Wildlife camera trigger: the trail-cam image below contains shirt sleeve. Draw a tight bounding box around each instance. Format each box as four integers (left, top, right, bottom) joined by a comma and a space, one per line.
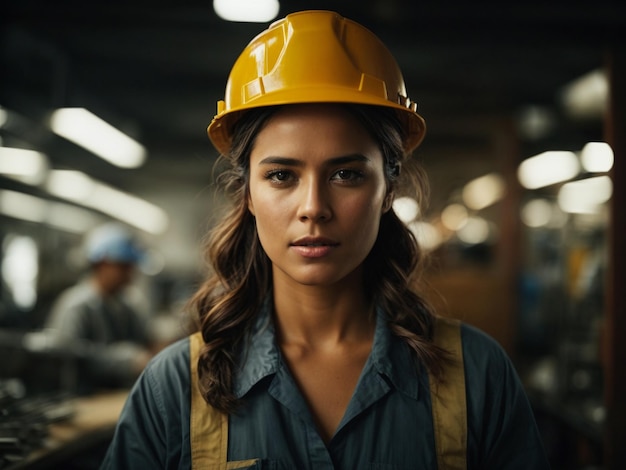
100, 338, 191, 469
462, 324, 551, 469
45, 289, 92, 339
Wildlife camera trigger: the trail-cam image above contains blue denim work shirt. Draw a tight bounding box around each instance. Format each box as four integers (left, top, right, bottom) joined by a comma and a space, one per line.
101, 304, 550, 469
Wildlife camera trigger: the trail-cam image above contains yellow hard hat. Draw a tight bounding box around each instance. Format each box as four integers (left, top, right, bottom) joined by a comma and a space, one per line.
207, 10, 426, 155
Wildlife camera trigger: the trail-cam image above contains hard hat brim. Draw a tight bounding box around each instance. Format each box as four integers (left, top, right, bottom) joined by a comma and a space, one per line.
207, 89, 426, 156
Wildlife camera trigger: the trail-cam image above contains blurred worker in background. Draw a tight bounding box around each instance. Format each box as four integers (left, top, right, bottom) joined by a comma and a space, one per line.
45, 223, 155, 392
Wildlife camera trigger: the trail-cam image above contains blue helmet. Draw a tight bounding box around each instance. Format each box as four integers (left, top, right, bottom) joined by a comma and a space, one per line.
85, 223, 144, 264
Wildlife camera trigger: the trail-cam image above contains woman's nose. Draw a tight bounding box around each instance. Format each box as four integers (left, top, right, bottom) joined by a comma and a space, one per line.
297, 179, 332, 222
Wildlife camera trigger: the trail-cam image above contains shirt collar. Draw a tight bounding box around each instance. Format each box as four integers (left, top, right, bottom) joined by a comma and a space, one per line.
233, 302, 279, 398
367, 306, 421, 400
232, 302, 422, 400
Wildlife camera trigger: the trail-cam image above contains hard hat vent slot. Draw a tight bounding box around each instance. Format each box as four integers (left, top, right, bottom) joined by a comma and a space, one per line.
244, 78, 265, 103
359, 74, 388, 100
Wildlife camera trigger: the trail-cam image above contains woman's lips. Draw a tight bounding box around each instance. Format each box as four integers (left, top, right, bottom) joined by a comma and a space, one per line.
290, 237, 339, 258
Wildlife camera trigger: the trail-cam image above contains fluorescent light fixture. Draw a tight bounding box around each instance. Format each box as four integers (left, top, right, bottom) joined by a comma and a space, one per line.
88, 184, 169, 234
45, 170, 169, 234
441, 203, 468, 231
462, 172, 506, 210
0, 189, 98, 233
518, 151, 580, 189
47, 203, 99, 233
46, 170, 95, 200
392, 196, 420, 223
557, 176, 612, 214
580, 142, 614, 173
49, 108, 147, 168
0, 147, 49, 185
213, 0, 280, 22
0, 190, 48, 223
1, 235, 39, 309
561, 69, 608, 119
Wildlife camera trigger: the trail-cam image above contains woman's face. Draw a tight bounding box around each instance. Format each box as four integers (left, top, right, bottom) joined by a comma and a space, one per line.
247, 103, 390, 288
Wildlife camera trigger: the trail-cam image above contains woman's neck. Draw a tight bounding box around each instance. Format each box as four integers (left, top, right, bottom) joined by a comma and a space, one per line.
271, 273, 375, 349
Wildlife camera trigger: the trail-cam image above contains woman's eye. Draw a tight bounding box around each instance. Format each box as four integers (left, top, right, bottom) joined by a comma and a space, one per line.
265, 170, 293, 183
332, 169, 363, 182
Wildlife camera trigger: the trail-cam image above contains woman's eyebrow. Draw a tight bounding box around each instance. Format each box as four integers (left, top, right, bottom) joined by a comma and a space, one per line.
329, 154, 370, 165
258, 156, 302, 166
258, 154, 370, 166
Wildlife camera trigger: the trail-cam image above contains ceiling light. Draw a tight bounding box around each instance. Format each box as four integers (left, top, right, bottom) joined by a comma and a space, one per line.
0, 190, 47, 223
213, 0, 280, 22
49, 108, 147, 168
557, 176, 612, 214
0, 147, 49, 185
441, 203, 468, 231
47, 203, 100, 233
0, 189, 100, 233
0, 189, 97, 233
1, 235, 39, 310
561, 69, 608, 120
457, 216, 490, 245
517, 151, 580, 189
521, 198, 553, 228
462, 172, 506, 210
88, 184, 169, 235
45, 169, 169, 234
46, 170, 95, 200
580, 142, 614, 173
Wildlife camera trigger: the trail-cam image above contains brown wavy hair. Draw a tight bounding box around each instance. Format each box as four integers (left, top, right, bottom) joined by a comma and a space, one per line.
189, 104, 446, 413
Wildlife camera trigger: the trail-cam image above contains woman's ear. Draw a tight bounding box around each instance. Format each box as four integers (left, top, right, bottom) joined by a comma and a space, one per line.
247, 196, 255, 216
382, 191, 394, 213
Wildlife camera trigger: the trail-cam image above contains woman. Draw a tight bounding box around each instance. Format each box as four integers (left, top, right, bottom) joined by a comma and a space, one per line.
101, 10, 550, 469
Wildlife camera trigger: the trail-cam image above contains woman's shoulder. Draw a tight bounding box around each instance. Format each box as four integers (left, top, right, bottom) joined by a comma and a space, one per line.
454, 321, 550, 467
434, 316, 507, 359
459, 321, 506, 355
456, 320, 520, 384
124, 335, 193, 419
104, 335, 194, 469
144, 335, 192, 381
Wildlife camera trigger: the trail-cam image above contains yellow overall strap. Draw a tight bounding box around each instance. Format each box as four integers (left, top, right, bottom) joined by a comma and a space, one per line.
428, 317, 467, 470
189, 331, 257, 470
